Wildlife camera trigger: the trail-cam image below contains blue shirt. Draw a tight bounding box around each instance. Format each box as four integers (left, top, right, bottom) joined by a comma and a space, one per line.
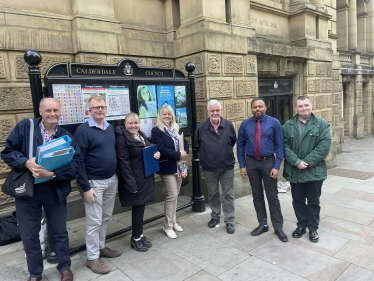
88, 117, 109, 130
237, 114, 284, 170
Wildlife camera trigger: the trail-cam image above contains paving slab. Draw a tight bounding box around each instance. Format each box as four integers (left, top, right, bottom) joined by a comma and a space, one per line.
184, 270, 221, 281
92, 269, 132, 281
162, 232, 249, 276
177, 214, 223, 236
0, 258, 32, 281
109, 243, 200, 281
142, 221, 195, 245
319, 217, 374, 244
250, 238, 350, 280
218, 256, 307, 281
336, 264, 374, 281
334, 240, 374, 271
320, 203, 374, 225
335, 188, 374, 203
282, 219, 350, 256
321, 184, 345, 194
210, 223, 274, 253
320, 192, 354, 207
345, 199, 374, 214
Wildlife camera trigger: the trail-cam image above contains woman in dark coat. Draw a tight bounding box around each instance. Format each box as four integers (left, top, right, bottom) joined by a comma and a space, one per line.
151, 104, 189, 239
115, 112, 160, 252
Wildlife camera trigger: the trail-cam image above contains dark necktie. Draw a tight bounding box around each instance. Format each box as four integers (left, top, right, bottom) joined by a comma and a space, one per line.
255, 119, 261, 160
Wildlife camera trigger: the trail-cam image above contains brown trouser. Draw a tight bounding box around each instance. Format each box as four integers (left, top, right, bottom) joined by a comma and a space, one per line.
159, 174, 182, 230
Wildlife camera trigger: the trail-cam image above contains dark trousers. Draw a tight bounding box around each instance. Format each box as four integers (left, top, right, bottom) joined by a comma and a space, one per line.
132, 204, 146, 239
245, 155, 283, 231
15, 183, 71, 278
291, 181, 323, 231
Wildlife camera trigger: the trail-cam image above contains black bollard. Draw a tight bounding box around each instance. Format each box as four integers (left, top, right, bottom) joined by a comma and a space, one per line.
185, 62, 206, 212
24, 51, 43, 118
24, 51, 58, 264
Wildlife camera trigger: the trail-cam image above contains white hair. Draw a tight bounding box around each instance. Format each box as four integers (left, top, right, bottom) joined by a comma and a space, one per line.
207, 100, 222, 110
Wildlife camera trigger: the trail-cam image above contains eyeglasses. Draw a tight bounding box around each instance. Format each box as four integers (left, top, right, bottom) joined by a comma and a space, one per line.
90, 106, 107, 111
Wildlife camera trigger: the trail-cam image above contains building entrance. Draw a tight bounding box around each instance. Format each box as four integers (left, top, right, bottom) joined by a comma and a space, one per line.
258, 78, 293, 125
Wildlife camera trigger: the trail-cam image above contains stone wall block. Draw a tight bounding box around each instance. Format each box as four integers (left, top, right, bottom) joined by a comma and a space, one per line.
75, 53, 107, 64
313, 110, 322, 118
306, 94, 315, 107
333, 81, 341, 93
332, 104, 341, 115
235, 121, 243, 134
321, 79, 332, 92
0, 88, 33, 111
0, 115, 16, 146
332, 70, 339, 81
246, 100, 255, 118
321, 109, 333, 123
10, 52, 73, 81
0, 147, 10, 178
306, 78, 321, 93
315, 94, 326, 109
0, 179, 14, 204
195, 77, 206, 101
224, 100, 246, 121
146, 58, 174, 68
0, 52, 10, 81
176, 53, 204, 77
315, 62, 326, 76
326, 63, 332, 77
326, 93, 333, 107
334, 115, 340, 127
196, 102, 207, 124
206, 53, 221, 75
334, 93, 342, 104
234, 77, 258, 98
108, 56, 146, 67
223, 54, 244, 75
246, 55, 257, 76
207, 78, 234, 99
355, 83, 363, 91
279, 58, 287, 76
308, 61, 315, 76
16, 113, 34, 123
257, 57, 278, 73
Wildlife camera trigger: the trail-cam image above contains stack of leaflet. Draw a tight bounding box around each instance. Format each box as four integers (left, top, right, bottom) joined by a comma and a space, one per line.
35, 135, 75, 184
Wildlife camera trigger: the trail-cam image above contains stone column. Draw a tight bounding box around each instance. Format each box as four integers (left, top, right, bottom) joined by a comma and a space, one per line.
337, 1, 349, 49
179, 0, 226, 26
165, 0, 181, 41
357, 14, 367, 53
225, 0, 255, 37
348, 0, 358, 50
367, 0, 374, 53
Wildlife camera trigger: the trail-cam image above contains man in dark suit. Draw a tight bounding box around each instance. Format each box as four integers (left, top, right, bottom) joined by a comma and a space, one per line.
237, 97, 287, 242
1, 98, 82, 281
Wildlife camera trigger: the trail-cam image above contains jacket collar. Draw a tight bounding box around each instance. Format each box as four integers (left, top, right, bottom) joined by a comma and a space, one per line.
34, 117, 65, 144
121, 126, 148, 146
204, 117, 226, 130
288, 113, 316, 126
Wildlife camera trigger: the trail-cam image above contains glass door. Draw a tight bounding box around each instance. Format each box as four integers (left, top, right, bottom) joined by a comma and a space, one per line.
261, 95, 293, 125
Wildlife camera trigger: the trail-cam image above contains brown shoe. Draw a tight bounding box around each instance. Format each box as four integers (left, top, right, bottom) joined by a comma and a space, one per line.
27, 277, 42, 281
86, 258, 110, 274
60, 269, 73, 281
100, 247, 122, 258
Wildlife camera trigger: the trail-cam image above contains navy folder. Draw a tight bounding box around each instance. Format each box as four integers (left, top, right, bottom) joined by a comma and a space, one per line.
142, 144, 160, 177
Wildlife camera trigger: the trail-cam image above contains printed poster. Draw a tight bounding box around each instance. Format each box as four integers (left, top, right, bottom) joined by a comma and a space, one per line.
157, 85, 175, 111
176, 107, 188, 129
137, 85, 157, 118
52, 84, 84, 125
140, 118, 157, 138
175, 86, 187, 107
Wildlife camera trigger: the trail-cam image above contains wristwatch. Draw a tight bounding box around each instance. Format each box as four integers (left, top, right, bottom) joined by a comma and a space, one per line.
51, 171, 56, 179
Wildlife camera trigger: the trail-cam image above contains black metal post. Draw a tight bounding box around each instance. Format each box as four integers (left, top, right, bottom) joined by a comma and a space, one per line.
24, 50, 43, 118
185, 63, 206, 212
24, 51, 58, 264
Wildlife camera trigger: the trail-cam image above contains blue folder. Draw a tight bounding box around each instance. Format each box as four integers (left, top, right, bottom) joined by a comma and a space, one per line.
34, 147, 75, 184
36, 135, 72, 164
142, 144, 160, 177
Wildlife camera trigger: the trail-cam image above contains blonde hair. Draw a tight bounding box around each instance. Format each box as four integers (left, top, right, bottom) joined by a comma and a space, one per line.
156, 105, 179, 132
125, 112, 140, 124
88, 96, 105, 108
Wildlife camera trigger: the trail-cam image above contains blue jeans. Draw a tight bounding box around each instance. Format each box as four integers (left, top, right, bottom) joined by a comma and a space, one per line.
16, 182, 71, 278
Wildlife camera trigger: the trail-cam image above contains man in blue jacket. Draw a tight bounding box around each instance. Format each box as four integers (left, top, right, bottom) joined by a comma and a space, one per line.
1, 97, 82, 281
194, 100, 237, 234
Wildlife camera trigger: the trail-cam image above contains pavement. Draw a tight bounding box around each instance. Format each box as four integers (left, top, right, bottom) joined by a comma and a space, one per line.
1, 136, 374, 281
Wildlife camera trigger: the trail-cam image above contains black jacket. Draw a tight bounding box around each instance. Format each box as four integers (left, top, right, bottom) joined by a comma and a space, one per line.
115, 126, 156, 207
151, 126, 189, 175
1, 117, 82, 201
194, 118, 237, 173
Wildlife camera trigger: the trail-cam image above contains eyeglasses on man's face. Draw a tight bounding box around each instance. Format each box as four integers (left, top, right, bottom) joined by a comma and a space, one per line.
90, 106, 107, 111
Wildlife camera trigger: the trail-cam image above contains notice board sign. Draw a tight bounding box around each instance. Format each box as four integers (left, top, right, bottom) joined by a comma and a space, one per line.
44, 60, 191, 137
258, 78, 293, 96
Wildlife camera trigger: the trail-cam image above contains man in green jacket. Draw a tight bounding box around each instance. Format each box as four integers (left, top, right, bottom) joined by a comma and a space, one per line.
282, 96, 331, 243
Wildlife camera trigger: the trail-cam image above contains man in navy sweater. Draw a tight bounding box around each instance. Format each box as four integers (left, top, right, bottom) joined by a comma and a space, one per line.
74, 96, 121, 275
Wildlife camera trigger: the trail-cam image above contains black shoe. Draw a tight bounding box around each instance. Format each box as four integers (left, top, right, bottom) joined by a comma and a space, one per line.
251, 225, 268, 236
208, 218, 220, 228
292, 227, 306, 238
130, 237, 148, 252
309, 230, 319, 243
141, 236, 152, 248
226, 223, 235, 234
274, 229, 288, 242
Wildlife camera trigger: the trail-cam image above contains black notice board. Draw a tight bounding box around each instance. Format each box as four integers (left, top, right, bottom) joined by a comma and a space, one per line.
44, 60, 191, 137
258, 78, 293, 96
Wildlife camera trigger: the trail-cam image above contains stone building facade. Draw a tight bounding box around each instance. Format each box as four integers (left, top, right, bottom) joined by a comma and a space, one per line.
0, 0, 372, 213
